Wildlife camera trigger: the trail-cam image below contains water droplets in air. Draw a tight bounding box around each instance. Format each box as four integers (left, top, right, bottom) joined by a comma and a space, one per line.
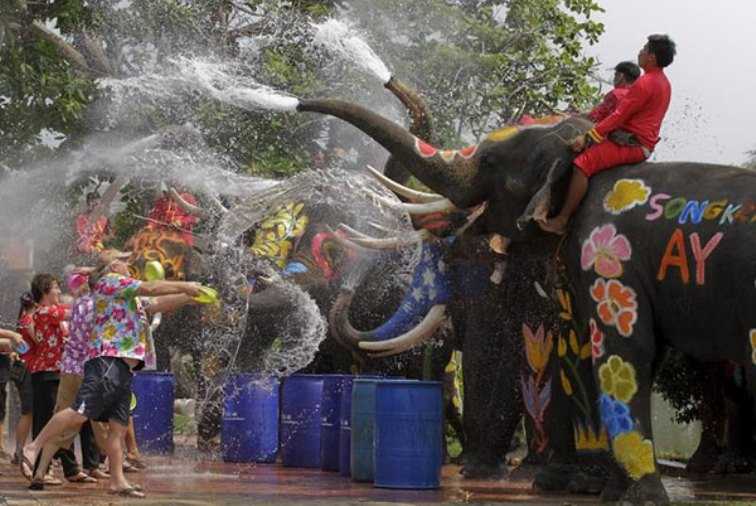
312, 19, 392, 84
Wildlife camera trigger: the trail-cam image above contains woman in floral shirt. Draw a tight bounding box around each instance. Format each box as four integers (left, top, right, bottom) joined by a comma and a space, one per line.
26, 274, 92, 484
21, 250, 201, 498
29, 272, 108, 488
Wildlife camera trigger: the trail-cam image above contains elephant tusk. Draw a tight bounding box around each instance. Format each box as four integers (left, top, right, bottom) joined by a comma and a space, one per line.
208, 194, 229, 214
169, 187, 208, 218
359, 304, 446, 353
365, 164, 445, 203
374, 193, 458, 215
337, 223, 371, 239
347, 229, 432, 250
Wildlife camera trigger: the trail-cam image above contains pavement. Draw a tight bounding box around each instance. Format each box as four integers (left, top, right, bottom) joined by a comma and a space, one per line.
1, 450, 755, 505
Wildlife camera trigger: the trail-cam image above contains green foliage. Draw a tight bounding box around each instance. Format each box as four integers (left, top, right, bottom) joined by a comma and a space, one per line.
652, 349, 705, 424
342, 0, 604, 144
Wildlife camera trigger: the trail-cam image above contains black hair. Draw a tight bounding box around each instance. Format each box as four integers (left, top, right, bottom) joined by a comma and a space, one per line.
85, 191, 100, 206
614, 61, 641, 83
30, 273, 59, 303
647, 34, 676, 68
17, 291, 35, 319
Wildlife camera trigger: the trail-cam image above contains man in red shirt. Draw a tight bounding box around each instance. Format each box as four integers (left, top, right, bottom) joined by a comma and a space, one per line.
540, 34, 676, 234
587, 61, 641, 123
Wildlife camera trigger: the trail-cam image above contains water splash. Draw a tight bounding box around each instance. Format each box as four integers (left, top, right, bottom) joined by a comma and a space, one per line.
312, 19, 392, 84
100, 57, 300, 115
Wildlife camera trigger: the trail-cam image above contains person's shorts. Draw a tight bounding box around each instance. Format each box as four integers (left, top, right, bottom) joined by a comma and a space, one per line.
574, 140, 647, 178
11, 364, 33, 415
71, 356, 133, 427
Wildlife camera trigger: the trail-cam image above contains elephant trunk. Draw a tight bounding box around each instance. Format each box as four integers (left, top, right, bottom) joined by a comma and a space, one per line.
384, 77, 433, 143
297, 99, 481, 208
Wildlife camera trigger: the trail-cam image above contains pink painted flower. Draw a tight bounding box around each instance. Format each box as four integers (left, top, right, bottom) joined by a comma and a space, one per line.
589, 318, 604, 361
581, 224, 632, 278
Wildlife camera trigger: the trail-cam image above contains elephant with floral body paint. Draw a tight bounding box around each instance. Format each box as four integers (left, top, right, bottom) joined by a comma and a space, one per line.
291, 98, 756, 503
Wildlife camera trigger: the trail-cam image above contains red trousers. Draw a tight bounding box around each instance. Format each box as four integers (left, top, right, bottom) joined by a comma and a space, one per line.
574, 140, 647, 178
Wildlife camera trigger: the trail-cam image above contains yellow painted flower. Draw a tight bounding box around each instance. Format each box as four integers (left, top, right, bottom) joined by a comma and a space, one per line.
579, 342, 592, 360
523, 323, 554, 374
560, 368, 573, 396
96, 299, 108, 313
599, 355, 638, 403
612, 430, 656, 480
558, 335, 567, 357
574, 423, 609, 451
569, 329, 579, 355
750, 329, 756, 365
603, 179, 651, 215
557, 289, 572, 320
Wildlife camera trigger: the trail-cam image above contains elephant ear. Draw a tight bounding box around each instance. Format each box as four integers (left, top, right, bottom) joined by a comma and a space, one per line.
515, 159, 567, 230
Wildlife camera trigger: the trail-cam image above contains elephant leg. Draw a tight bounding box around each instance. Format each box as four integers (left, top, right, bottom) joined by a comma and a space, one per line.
595, 341, 669, 504
460, 311, 522, 479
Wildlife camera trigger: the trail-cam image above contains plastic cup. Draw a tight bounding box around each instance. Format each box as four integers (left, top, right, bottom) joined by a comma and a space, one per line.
144, 261, 165, 281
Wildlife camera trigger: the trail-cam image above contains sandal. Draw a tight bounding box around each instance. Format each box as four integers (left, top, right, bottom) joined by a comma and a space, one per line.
29, 479, 45, 491
66, 472, 98, 483
123, 460, 139, 473
19, 454, 34, 481
43, 475, 63, 486
126, 457, 147, 470
88, 468, 110, 479
109, 486, 145, 498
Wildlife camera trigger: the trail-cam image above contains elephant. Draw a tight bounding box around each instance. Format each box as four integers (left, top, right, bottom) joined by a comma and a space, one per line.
160, 166, 457, 448
290, 98, 756, 503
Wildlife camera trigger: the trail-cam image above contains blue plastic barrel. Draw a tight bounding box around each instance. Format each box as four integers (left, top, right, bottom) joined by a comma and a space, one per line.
350, 378, 377, 481
131, 371, 175, 455
374, 380, 443, 489
320, 374, 352, 471
221, 374, 279, 463
280, 374, 324, 468
338, 376, 355, 476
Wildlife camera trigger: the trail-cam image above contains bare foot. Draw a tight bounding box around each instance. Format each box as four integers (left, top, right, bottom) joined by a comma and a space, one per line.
538, 216, 568, 235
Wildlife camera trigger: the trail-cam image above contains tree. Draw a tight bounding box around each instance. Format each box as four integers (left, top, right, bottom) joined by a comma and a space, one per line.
2, 0, 604, 170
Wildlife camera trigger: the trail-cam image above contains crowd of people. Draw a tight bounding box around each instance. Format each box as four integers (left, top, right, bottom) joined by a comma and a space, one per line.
0, 248, 202, 498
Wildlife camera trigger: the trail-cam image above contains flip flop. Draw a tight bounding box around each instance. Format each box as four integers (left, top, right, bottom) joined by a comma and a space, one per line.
109, 487, 145, 498
43, 475, 63, 486
66, 472, 98, 483
19, 454, 33, 481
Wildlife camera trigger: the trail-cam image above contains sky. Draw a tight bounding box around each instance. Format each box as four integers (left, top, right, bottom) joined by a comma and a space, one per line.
584, 1, 756, 166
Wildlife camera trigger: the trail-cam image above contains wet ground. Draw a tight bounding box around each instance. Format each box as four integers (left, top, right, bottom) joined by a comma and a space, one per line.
1, 450, 755, 505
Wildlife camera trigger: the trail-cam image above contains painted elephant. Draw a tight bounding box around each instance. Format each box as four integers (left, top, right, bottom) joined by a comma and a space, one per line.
163, 166, 456, 447
291, 99, 756, 503
327, 79, 570, 478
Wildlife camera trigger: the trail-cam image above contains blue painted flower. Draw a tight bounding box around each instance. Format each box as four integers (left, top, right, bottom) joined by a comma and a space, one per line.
599, 394, 633, 438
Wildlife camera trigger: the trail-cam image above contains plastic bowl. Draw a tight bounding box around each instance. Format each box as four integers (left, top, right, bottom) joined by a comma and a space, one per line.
144, 261, 165, 281
193, 286, 219, 305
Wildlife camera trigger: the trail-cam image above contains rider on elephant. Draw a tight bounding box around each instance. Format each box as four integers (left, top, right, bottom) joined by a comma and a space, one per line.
586, 61, 641, 123
541, 34, 676, 235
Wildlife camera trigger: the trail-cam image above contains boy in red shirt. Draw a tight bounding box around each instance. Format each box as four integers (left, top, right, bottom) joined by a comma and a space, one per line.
587, 61, 641, 123
540, 34, 676, 234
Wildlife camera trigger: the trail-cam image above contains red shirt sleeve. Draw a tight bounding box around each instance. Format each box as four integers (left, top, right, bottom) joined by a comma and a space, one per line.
594, 78, 651, 138
587, 90, 618, 123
